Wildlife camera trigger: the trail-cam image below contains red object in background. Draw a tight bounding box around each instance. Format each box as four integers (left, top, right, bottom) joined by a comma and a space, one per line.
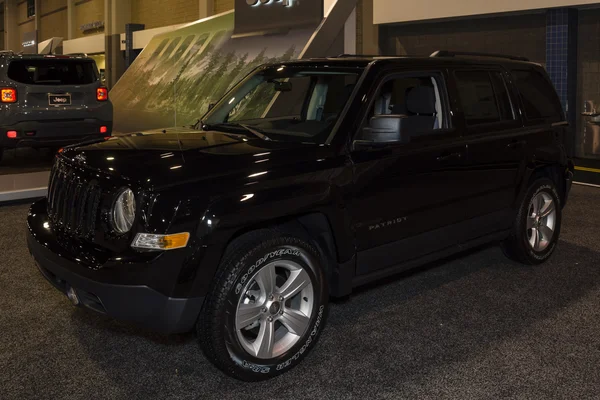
6, 130, 18, 138
1, 88, 17, 103
100, 126, 108, 134
96, 87, 108, 101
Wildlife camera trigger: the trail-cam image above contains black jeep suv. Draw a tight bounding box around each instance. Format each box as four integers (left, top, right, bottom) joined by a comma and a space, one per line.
27, 52, 574, 381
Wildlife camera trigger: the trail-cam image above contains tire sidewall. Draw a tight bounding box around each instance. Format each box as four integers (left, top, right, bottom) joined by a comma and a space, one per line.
222, 239, 328, 379
520, 180, 562, 263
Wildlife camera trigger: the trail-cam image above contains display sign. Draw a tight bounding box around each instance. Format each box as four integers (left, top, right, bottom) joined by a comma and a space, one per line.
21, 31, 37, 54
234, 0, 322, 36
80, 20, 105, 32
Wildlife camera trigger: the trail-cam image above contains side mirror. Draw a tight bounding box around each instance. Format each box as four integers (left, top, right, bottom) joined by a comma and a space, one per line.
354, 115, 410, 149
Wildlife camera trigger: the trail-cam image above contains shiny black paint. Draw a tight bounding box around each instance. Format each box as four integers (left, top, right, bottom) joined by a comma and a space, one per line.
27, 57, 574, 332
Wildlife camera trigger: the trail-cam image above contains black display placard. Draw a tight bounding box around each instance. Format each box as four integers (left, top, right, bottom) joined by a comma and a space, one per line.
21, 31, 37, 54
234, 0, 323, 37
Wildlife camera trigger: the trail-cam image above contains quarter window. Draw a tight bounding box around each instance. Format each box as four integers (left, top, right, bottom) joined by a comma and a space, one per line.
455, 70, 514, 126
512, 70, 564, 120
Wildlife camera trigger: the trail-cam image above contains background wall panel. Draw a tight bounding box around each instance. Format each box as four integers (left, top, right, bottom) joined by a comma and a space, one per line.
131, 0, 199, 29
374, 0, 600, 24
380, 13, 546, 65
74, 0, 104, 38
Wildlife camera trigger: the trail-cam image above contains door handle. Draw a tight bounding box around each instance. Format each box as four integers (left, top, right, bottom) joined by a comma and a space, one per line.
507, 140, 526, 149
437, 152, 463, 162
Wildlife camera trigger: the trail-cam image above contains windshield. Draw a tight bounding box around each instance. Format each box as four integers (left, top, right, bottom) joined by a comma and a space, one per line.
202, 65, 362, 143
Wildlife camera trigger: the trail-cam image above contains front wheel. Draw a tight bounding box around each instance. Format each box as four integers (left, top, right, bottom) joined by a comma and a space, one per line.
502, 178, 562, 264
197, 231, 329, 381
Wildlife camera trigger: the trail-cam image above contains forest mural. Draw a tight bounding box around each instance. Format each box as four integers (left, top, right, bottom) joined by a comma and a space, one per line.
110, 12, 316, 134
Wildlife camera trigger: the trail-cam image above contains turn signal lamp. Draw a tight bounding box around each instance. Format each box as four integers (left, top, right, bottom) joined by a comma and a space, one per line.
1, 88, 17, 103
96, 87, 108, 101
131, 232, 190, 251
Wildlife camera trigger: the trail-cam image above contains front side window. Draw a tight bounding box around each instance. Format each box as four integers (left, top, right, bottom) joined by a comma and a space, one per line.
362, 74, 446, 136
455, 70, 515, 126
202, 66, 362, 144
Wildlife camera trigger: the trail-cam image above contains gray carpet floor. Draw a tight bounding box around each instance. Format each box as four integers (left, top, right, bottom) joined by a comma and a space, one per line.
1, 185, 600, 400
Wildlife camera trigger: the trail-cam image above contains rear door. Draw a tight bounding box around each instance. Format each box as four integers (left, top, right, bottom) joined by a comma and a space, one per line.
7, 57, 101, 117
449, 67, 525, 226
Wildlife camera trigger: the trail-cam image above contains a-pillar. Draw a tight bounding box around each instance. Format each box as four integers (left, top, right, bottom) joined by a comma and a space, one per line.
546, 8, 578, 127
105, 0, 131, 89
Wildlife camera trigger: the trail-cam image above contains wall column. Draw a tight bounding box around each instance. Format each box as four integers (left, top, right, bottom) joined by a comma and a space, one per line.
34, 0, 40, 35
199, 0, 213, 19
105, 0, 131, 88
546, 7, 578, 127
4, 0, 17, 51
67, 0, 75, 39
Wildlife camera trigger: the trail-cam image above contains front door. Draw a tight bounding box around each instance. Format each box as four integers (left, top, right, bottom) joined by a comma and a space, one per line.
348, 70, 469, 276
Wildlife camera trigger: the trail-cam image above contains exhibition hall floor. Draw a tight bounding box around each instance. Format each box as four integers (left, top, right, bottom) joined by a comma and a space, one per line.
2, 186, 600, 399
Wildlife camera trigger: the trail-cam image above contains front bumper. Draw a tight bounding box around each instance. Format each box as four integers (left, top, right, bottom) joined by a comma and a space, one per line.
27, 205, 204, 334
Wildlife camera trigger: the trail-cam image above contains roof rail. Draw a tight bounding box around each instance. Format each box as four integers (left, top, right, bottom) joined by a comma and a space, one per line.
430, 50, 529, 62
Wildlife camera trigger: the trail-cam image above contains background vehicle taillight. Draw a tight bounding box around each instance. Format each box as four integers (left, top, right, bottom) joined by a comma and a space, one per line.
97, 87, 108, 101
1, 88, 17, 103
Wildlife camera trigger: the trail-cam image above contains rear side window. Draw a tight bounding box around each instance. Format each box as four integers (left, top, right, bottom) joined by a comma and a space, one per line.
512, 70, 563, 120
454, 70, 514, 126
7, 60, 98, 85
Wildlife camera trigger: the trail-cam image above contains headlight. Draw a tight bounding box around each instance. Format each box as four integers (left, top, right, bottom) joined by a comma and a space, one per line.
131, 232, 190, 251
112, 188, 136, 234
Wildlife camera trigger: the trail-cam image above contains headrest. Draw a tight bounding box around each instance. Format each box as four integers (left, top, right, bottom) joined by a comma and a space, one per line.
406, 86, 436, 115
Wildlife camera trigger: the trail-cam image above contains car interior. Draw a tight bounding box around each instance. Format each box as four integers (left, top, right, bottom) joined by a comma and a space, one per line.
223, 72, 359, 139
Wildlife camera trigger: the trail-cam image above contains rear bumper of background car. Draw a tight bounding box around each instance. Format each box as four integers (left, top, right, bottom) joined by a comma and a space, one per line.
0, 119, 113, 149
27, 202, 205, 335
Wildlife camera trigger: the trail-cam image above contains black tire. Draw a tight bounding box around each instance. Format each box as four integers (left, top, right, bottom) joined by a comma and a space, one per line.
197, 229, 329, 381
502, 178, 562, 265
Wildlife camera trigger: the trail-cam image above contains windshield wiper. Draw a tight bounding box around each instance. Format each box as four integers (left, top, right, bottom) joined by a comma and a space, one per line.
238, 123, 272, 141
206, 122, 272, 141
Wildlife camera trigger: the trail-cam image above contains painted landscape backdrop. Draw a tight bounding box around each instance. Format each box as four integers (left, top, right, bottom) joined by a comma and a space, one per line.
110, 12, 316, 133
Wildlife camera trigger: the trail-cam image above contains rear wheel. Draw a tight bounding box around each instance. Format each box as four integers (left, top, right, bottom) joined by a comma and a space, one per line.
502, 178, 562, 264
197, 230, 329, 381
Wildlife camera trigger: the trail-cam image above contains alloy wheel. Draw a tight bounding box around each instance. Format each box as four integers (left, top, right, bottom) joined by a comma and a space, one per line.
235, 258, 314, 359
527, 192, 556, 252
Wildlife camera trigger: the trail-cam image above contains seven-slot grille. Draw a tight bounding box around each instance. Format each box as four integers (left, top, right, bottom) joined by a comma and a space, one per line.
47, 159, 102, 239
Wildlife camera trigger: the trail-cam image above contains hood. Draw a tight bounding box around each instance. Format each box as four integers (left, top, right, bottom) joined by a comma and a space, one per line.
61, 127, 325, 189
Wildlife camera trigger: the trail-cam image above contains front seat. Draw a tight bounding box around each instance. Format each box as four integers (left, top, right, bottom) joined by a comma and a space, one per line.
403, 86, 437, 134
